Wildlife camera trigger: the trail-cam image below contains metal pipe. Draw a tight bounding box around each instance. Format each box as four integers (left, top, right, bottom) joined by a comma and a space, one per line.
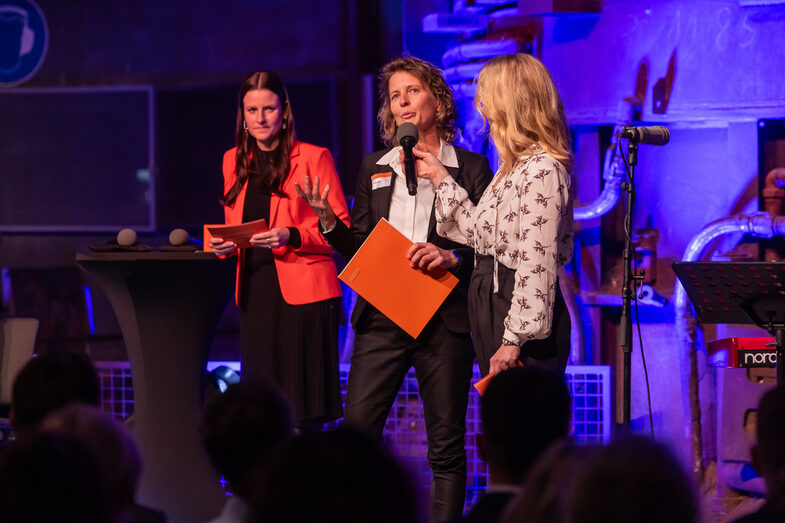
558, 266, 585, 364
441, 38, 522, 68
443, 62, 486, 84
574, 100, 635, 221
573, 131, 625, 221
449, 82, 477, 99
675, 212, 785, 479
762, 168, 785, 260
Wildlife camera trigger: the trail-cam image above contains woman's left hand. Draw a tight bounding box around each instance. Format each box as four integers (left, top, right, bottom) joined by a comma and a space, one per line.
407, 243, 458, 272
489, 344, 522, 375
250, 227, 290, 249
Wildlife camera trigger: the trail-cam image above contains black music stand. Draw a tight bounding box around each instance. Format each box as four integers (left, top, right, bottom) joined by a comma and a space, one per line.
672, 261, 785, 383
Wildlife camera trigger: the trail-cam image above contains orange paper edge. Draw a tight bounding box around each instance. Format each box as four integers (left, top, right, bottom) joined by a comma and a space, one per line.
473, 372, 495, 396
473, 361, 524, 396
205, 218, 268, 250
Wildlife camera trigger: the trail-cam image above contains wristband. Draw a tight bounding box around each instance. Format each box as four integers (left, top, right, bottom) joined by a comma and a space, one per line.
502, 337, 521, 347
451, 250, 462, 272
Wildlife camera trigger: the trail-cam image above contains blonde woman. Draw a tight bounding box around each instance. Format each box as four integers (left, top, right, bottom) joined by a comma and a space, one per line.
414, 53, 574, 377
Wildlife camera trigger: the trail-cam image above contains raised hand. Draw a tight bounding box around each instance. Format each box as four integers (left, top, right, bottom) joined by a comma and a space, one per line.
294, 175, 337, 230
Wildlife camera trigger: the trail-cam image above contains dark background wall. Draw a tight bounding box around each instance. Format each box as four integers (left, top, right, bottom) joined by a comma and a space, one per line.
0, 0, 403, 257
0, 0, 402, 358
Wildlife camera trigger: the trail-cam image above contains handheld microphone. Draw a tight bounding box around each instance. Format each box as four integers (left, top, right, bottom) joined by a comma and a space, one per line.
169, 228, 204, 247
620, 125, 670, 146
396, 122, 419, 196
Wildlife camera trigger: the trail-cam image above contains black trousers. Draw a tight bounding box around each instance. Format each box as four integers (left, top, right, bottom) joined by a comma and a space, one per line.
343, 307, 474, 523
469, 255, 571, 377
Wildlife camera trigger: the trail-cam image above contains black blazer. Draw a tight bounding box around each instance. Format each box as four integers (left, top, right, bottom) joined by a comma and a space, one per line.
323, 145, 492, 334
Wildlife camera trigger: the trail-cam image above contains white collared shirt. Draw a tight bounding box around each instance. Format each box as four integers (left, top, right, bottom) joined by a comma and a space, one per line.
378, 141, 459, 243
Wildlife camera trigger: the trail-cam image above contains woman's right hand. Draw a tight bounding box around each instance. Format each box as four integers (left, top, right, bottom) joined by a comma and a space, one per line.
209, 237, 237, 256
412, 144, 449, 185
294, 175, 338, 231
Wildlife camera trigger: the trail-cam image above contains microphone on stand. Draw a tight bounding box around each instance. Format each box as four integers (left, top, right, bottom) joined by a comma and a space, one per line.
620, 125, 670, 146
396, 122, 419, 196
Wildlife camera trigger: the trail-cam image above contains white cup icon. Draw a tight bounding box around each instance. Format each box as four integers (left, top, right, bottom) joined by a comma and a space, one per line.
0, 6, 35, 74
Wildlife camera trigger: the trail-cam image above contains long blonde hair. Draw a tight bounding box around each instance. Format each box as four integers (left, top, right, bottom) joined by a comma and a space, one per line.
475, 54, 571, 175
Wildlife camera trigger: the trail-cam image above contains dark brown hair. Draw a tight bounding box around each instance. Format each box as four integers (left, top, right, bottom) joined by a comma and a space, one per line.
223, 71, 297, 206
377, 56, 457, 146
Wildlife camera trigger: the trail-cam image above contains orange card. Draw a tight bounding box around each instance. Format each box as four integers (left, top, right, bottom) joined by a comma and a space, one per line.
204, 218, 268, 250
338, 218, 458, 339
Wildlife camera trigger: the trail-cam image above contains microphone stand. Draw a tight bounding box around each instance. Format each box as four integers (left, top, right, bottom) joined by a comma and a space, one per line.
619, 140, 643, 430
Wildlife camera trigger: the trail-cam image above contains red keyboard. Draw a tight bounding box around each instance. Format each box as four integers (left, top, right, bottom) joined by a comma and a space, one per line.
707, 337, 777, 368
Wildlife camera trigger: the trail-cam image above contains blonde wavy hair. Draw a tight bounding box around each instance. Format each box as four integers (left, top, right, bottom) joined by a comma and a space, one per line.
475, 54, 571, 175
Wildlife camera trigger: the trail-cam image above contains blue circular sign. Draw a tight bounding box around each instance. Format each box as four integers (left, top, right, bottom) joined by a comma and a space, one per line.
0, 0, 48, 87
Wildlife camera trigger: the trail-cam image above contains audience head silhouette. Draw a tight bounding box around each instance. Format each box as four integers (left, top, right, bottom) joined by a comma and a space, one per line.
253, 427, 421, 523
565, 436, 698, 523
0, 430, 109, 523
503, 440, 592, 523
41, 404, 154, 523
10, 350, 100, 437
749, 385, 785, 520
480, 366, 571, 483
200, 380, 294, 499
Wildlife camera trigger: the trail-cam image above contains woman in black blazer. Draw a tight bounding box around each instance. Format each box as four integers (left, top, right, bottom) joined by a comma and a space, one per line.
297, 56, 492, 522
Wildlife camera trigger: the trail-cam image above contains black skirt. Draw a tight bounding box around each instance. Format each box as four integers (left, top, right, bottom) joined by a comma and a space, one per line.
240, 258, 342, 424
468, 255, 571, 376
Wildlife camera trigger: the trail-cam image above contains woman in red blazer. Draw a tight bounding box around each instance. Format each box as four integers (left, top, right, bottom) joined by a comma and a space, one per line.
209, 71, 350, 425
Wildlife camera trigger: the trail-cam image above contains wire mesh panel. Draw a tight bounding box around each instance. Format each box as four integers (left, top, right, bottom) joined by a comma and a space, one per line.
95, 361, 134, 419
565, 365, 612, 445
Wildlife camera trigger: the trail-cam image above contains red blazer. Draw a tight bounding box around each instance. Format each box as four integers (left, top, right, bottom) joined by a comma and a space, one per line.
222, 141, 351, 306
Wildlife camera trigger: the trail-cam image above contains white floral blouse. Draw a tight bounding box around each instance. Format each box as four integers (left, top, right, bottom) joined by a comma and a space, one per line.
434, 147, 574, 347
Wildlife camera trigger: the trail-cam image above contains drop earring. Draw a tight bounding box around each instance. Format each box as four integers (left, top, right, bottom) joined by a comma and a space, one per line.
282, 118, 287, 130
243, 121, 248, 135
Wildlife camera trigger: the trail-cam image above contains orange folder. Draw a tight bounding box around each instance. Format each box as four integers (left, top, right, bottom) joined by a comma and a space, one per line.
204, 218, 269, 251
338, 218, 458, 339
